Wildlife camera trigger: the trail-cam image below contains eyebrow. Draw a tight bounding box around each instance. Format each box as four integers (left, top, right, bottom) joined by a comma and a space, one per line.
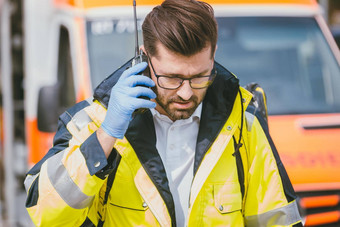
160, 68, 212, 78
148, 55, 214, 78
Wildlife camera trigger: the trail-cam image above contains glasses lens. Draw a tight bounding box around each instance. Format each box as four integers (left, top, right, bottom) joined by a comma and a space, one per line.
190, 77, 213, 88
158, 77, 182, 89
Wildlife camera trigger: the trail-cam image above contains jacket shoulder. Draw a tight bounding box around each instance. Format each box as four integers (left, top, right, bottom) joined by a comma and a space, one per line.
27, 98, 95, 175
59, 98, 94, 125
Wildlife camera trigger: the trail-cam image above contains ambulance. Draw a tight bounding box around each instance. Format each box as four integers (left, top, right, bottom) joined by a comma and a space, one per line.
21, 0, 340, 226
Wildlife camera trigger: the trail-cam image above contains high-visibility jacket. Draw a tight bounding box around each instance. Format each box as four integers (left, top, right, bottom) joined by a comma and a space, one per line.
24, 60, 302, 226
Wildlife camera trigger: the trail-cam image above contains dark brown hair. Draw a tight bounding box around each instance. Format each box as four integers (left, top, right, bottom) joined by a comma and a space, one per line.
142, 0, 217, 58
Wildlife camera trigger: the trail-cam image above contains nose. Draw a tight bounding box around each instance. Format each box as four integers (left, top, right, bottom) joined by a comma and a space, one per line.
176, 80, 193, 101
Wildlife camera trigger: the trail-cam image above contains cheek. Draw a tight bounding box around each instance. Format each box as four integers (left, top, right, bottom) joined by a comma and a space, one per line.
154, 86, 171, 102
193, 89, 208, 101
155, 86, 207, 103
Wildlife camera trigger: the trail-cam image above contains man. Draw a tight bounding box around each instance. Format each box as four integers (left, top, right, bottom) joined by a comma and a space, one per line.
25, 0, 302, 226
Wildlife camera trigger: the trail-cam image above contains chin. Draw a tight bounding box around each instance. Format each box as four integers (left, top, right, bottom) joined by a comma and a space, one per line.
169, 109, 194, 121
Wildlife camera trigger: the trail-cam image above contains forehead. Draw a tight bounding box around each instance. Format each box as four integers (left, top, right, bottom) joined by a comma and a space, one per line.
152, 43, 213, 76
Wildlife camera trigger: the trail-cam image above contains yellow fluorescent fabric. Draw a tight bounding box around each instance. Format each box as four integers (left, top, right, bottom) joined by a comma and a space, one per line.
61, 146, 103, 196
47, 150, 94, 209
85, 100, 107, 126
30, 156, 90, 226
189, 88, 252, 208
26, 88, 301, 226
105, 164, 162, 226
113, 138, 170, 226
26, 102, 107, 226
245, 116, 288, 215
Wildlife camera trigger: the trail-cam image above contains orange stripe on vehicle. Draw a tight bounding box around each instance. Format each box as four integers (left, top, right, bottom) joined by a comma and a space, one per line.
294, 183, 340, 192
305, 211, 340, 226
75, 17, 92, 102
300, 195, 340, 209
54, 0, 162, 8
54, 0, 76, 7
54, 0, 317, 9
207, 0, 317, 5
269, 114, 340, 187
26, 119, 54, 167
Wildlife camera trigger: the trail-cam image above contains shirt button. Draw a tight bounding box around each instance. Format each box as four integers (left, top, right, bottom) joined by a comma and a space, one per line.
227, 126, 232, 131
219, 205, 224, 211
142, 202, 148, 208
94, 161, 100, 168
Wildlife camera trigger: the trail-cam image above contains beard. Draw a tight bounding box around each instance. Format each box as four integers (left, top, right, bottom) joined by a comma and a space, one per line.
153, 86, 203, 121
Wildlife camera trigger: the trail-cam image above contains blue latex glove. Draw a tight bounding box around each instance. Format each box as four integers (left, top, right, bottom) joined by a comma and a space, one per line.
101, 62, 156, 139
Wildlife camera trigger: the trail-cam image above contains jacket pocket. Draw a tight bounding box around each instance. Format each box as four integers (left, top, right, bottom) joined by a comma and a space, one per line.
105, 180, 154, 226
109, 199, 148, 212
109, 181, 149, 211
213, 182, 242, 214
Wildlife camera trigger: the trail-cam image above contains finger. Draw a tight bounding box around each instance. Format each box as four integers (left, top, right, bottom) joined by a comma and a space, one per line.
120, 62, 148, 79
132, 98, 157, 110
129, 86, 157, 99
126, 75, 155, 87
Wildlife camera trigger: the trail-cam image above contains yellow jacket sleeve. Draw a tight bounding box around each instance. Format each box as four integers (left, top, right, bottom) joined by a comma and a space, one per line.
24, 101, 113, 226
243, 112, 302, 226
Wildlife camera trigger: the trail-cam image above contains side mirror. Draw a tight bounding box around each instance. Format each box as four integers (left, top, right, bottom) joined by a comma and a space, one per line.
331, 27, 340, 49
37, 83, 62, 132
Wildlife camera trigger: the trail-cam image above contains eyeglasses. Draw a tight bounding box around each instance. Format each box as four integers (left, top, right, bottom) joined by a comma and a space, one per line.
148, 57, 216, 90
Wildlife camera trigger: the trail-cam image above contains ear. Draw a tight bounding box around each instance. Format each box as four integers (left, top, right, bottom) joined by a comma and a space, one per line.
213, 45, 218, 59
140, 45, 146, 55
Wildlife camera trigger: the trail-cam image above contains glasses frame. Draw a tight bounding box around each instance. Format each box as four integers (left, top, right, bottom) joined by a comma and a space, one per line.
148, 57, 217, 90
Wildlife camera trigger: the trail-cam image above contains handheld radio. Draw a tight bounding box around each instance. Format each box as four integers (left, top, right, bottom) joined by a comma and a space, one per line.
131, 0, 150, 115
132, 0, 148, 66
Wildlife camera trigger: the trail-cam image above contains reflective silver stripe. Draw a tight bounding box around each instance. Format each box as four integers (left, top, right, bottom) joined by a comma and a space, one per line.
85, 97, 93, 105
245, 112, 255, 132
72, 109, 93, 131
47, 151, 94, 209
245, 200, 302, 227
24, 173, 39, 192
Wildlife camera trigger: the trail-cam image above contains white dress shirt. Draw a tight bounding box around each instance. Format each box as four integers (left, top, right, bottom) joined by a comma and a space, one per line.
150, 103, 202, 227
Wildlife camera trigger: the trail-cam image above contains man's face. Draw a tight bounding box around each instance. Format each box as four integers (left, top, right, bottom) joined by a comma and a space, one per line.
143, 43, 215, 121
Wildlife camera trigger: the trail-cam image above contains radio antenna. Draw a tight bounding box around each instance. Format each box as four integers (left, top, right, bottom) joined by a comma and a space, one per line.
133, 0, 139, 57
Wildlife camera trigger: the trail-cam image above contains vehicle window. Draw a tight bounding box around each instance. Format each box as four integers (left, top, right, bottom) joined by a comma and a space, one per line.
87, 17, 340, 115
58, 26, 75, 109
86, 19, 142, 89
216, 17, 340, 115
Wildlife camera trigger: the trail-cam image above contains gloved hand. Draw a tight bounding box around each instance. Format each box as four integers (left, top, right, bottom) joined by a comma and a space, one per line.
101, 62, 156, 139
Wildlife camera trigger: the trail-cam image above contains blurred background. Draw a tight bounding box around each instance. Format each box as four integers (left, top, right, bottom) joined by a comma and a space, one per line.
0, 0, 340, 226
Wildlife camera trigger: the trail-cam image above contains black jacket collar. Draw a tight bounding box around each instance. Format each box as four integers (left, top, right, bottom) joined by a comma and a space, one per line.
93, 59, 239, 227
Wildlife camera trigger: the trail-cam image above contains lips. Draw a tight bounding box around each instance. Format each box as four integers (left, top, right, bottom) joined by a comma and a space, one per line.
172, 101, 193, 109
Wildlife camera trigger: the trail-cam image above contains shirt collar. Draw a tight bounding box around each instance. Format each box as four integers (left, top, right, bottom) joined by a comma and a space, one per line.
150, 102, 202, 124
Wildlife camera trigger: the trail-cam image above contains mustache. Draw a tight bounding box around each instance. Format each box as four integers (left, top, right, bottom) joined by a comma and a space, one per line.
168, 95, 198, 103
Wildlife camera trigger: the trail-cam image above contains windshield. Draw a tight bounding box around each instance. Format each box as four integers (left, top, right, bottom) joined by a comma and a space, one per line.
86, 19, 142, 88
87, 17, 340, 115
